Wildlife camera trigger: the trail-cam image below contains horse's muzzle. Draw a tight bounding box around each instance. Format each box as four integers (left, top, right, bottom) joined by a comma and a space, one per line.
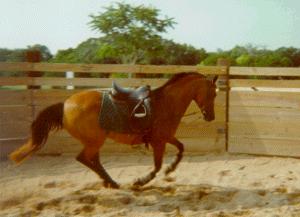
204, 116, 215, 122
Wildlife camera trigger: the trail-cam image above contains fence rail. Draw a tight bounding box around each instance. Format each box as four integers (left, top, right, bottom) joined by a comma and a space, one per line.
0, 62, 227, 75
230, 66, 300, 76
0, 62, 299, 158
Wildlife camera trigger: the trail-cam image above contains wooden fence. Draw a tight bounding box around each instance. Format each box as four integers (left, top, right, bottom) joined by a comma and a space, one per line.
229, 67, 300, 157
0, 62, 299, 158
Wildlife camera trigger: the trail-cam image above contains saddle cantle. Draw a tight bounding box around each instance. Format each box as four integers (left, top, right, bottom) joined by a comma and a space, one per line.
99, 82, 153, 138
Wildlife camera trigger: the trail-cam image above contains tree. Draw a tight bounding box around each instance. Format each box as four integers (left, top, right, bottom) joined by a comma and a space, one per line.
276, 47, 300, 66
200, 51, 232, 66
51, 38, 120, 64
0, 48, 24, 62
89, 2, 175, 64
200, 44, 300, 67
27, 44, 53, 61
148, 39, 207, 65
236, 54, 253, 66
230, 45, 248, 59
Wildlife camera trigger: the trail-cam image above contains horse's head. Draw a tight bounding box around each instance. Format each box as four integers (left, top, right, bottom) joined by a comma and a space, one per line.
194, 76, 218, 122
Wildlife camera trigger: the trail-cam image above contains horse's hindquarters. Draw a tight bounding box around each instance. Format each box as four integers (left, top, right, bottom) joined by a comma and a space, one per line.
63, 91, 104, 142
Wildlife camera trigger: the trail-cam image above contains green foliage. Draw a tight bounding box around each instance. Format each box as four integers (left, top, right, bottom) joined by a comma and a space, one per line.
151, 40, 207, 65
51, 38, 120, 64
52, 48, 78, 63
89, 2, 175, 38
236, 54, 253, 66
200, 51, 232, 66
201, 45, 300, 67
89, 2, 175, 64
51, 37, 206, 66
280, 57, 293, 67
0, 44, 52, 63
96, 43, 120, 63
0, 48, 25, 62
276, 47, 300, 66
52, 39, 98, 63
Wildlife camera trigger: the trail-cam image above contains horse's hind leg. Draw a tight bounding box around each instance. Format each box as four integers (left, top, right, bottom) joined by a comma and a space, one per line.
76, 140, 119, 189
165, 137, 184, 175
134, 142, 166, 187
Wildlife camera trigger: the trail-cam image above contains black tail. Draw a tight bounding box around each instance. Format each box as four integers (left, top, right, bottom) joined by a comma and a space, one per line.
31, 102, 64, 147
10, 102, 64, 163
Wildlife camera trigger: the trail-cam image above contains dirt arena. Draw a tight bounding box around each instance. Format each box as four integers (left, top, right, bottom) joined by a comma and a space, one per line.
1, 153, 300, 217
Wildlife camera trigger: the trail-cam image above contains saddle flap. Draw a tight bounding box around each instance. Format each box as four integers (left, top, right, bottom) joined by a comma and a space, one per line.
99, 92, 153, 134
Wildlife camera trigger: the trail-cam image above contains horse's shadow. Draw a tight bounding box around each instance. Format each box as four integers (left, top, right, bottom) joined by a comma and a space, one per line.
1, 172, 299, 215
65, 182, 300, 215
129, 183, 299, 210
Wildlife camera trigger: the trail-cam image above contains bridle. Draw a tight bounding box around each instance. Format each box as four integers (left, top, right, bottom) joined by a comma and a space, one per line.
200, 81, 215, 120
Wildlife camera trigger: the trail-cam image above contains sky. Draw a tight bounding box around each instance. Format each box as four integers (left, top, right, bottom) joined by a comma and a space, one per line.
1, 0, 300, 54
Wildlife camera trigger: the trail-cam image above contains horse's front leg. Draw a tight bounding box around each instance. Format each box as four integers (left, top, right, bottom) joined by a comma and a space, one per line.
165, 137, 184, 175
133, 142, 166, 187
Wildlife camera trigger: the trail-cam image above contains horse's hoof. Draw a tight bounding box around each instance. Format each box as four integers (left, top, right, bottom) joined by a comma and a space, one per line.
165, 165, 177, 175
130, 184, 141, 191
165, 168, 172, 175
104, 181, 119, 189
133, 179, 145, 187
164, 176, 176, 182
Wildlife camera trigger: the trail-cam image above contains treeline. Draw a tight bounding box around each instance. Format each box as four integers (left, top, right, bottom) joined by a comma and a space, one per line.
202, 45, 300, 67
0, 44, 52, 62
1, 43, 299, 67
51, 38, 207, 65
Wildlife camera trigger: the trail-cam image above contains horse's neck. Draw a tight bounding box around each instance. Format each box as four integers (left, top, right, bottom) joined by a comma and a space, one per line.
156, 78, 201, 116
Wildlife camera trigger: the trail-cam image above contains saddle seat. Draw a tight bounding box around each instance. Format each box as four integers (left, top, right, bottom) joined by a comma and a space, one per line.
111, 81, 151, 102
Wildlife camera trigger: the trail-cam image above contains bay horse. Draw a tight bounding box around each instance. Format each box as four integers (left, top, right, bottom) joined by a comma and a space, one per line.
10, 72, 218, 189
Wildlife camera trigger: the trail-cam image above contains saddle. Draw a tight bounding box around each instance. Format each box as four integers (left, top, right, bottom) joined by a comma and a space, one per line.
99, 82, 152, 137
111, 82, 150, 100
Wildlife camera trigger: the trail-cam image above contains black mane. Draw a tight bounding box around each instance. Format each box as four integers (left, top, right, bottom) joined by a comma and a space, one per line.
157, 72, 204, 90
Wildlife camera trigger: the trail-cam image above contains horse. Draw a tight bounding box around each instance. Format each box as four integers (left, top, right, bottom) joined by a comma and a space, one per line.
10, 72, 218, 189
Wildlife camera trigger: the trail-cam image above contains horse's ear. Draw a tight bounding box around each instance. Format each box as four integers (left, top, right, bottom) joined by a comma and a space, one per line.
213, 75, 218, 84
206, 75, 218, 84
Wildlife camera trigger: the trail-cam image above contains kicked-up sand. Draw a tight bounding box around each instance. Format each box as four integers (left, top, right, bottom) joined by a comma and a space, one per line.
0, 152, 300, 217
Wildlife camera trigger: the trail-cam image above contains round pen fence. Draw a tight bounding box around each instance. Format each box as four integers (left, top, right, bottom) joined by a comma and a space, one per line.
229, 67, 300, 157
0, 62, 299, 158
0, 63, 227, 159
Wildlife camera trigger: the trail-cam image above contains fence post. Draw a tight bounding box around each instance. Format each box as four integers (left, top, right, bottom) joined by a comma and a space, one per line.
25, 50, 42, 122
217, 59, 230, 152
25, 50, 42, 89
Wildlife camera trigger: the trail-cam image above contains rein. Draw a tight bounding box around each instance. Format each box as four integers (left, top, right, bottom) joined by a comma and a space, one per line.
183, 111, 201, 117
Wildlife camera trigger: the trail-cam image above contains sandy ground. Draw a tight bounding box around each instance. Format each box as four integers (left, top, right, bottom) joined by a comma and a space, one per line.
0, 152, 300, 217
